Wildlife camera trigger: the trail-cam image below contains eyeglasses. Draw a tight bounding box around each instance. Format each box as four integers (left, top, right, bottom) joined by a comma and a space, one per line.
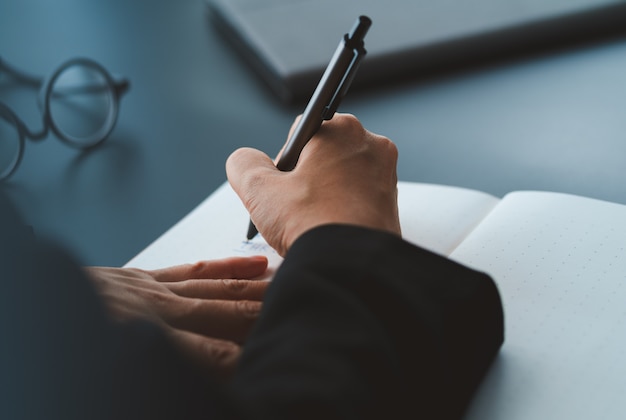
0, 56, 129, 181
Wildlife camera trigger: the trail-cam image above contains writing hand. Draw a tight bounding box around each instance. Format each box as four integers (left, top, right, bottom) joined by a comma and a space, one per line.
85, 256, 269, 379
226, 113, 401, 256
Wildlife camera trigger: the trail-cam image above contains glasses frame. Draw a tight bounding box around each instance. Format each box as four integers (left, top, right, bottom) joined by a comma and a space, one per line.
0, 56, 129, 181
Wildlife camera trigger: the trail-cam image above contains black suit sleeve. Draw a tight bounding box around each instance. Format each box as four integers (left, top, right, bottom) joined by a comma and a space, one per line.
233, 225, 503, 420
1, 192, 503, 420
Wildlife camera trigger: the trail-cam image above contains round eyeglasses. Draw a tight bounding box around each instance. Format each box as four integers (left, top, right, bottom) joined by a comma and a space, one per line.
0, 56, 129, 181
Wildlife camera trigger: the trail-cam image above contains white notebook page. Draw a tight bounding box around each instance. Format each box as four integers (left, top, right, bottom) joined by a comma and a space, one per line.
451, 191, 626, 420
126, 181, 498, 269
125, 182, 281, 273
397, 182, 498, 255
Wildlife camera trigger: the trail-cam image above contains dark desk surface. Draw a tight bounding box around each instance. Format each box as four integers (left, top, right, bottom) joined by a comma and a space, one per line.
2, 0, 626, 266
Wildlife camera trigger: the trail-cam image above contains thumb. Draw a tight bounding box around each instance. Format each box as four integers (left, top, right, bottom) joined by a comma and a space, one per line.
226, 147, 278, 208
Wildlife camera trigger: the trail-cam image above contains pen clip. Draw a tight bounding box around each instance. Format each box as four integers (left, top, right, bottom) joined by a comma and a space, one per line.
322, 39, 365, 120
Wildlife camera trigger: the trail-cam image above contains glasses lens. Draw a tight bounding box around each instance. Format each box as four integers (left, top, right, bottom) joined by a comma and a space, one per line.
0, 111, 21, 180
49, 64, 114, 146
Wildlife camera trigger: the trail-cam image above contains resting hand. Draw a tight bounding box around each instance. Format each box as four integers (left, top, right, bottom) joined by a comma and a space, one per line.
226, 113, 401, 256
84, 256, 269, 379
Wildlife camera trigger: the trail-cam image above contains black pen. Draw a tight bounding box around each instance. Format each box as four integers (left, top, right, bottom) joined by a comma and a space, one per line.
246, 15, 372, 240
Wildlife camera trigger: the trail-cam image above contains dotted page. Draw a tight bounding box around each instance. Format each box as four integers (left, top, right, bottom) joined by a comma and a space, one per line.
451, 191, 626, 420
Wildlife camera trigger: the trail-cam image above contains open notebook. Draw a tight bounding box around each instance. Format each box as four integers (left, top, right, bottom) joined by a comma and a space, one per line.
126, 181, 626, 419
206, 0, 626, 102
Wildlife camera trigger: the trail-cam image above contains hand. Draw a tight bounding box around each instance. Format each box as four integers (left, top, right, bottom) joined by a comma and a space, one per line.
226, 113, 401, 255
84, 256, 269, 379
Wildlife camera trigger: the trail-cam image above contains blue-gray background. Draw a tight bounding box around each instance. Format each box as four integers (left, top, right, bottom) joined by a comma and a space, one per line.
1, 0, 625, 266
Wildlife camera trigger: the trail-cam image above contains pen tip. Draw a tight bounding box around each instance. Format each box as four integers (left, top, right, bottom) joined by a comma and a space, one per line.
246, 221, 258, 240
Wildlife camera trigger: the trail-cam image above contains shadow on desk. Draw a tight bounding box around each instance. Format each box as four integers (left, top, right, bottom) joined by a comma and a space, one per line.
63, 133, 141, 192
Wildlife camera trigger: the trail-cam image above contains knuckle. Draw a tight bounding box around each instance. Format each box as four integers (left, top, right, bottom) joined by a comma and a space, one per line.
188, 261, 209, 278
228, 147, 246, 160
380, 136, 398, 159
213, 341, 240, 361
367, 131, 397, 160
226, 147, 250, 167
236, 300, 262, 320
334, 113, 364, 135
221, 278, 247, 295
205, 341, 241, 375
227, 148, 271, 205
178, 279, 202, 296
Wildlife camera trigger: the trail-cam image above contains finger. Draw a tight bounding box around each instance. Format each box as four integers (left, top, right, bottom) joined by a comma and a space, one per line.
166, 327, 241, 380
149, 256, 268, 283
167, 299, 262, 344
274, 114, 303, 162
165, 278, 269, 301
226, 147, 279, 208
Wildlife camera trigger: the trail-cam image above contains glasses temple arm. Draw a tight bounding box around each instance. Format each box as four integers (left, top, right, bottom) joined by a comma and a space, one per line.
0, 56, 43, 87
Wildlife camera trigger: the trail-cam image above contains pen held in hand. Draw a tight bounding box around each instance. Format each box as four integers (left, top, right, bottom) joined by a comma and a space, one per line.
246, 15, 372, 240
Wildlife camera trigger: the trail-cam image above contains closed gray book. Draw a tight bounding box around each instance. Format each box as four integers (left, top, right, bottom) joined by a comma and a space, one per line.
206, 0, 626, 103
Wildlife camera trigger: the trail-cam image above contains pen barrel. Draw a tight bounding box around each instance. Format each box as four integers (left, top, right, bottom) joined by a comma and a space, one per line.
277, 40, 360, 172
247, 16, 370, 240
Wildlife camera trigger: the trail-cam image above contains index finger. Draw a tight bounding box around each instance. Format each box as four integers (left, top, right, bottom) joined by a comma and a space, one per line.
148, 256, 269, 283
